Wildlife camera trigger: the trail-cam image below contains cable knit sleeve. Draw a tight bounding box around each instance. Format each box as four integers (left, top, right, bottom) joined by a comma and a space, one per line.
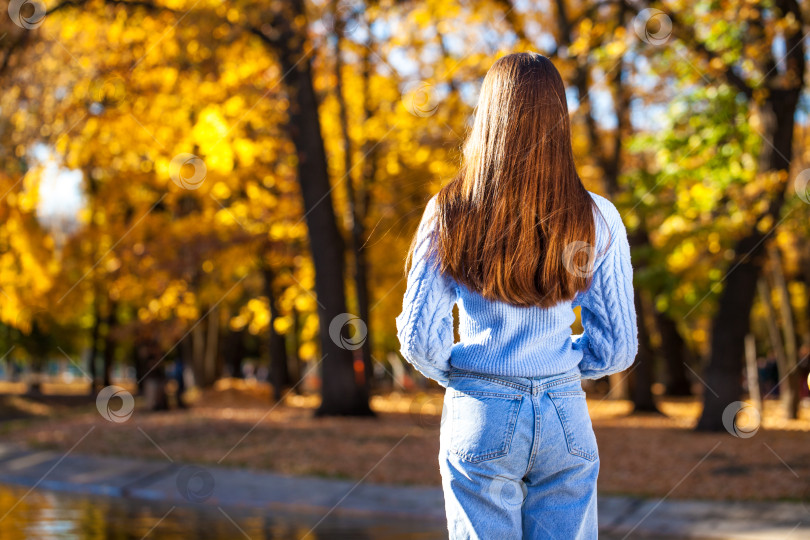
571, 196, 639, 380
395, 195, 458, 387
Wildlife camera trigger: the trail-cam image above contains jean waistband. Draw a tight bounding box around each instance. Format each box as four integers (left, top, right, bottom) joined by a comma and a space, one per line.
447, 366, 582, 395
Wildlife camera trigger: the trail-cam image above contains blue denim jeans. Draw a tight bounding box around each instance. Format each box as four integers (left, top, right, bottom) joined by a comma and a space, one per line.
439, 366, 599, 539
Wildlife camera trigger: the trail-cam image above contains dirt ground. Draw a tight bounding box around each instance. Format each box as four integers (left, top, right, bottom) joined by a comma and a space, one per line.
1, 379, 808, 502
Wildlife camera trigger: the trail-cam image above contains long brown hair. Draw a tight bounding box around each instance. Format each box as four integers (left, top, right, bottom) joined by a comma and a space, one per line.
419, 52, 608, 308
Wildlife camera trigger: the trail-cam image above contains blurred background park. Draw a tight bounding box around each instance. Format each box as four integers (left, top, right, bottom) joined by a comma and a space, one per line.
0, 0, 809, 538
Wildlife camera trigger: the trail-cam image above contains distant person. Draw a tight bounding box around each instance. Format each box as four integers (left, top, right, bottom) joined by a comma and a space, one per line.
10, 360, 21, 382
759, 353, 779, 398
170, 359, 187, 408
396, 53, 639, 539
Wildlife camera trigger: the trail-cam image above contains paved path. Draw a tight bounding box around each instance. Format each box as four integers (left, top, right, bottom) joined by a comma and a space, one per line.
0, 443, 807, 539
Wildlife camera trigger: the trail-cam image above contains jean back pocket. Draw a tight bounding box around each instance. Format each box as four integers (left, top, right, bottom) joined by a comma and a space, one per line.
547, 390, 598, 462
450, 390, 523, 463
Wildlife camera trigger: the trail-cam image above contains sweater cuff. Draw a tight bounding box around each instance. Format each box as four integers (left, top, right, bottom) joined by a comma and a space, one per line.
572, 334, 607, 380
406, 358, 450, 388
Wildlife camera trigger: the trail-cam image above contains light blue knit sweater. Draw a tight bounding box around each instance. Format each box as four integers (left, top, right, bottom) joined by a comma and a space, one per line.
395, 191, 639, 387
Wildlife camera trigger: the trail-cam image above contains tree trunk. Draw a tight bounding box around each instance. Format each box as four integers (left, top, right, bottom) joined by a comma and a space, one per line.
744, 334, 762, 411
88, 302, 101, 394
631, 290, 661, 413
332, 2, 373, 399
358, 24, 379, 391
132, 345, 145, 394
759, 276, 787, 381
696, 106, 802, 428
802, 253, 810, 348
655, 309, 693, 396
86, 168, 102, 394
251, 0, 372, 416
225, 329, 245, 379
289, 306, 302, 392
769, 245, 799, 418
102, 303, 117, 387
695, 237, 765, 431
204, 305, 220, 386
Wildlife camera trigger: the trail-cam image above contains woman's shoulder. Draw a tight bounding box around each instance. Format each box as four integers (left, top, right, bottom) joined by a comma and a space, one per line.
585, 190, 626, 252
586, 190, 620, 222
417, 194, 440, 232
410, 194, 443, 250
425, 193, 439, 216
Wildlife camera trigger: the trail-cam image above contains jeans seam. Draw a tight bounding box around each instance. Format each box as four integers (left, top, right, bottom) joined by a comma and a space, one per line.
548, 389, 586, 397
536, 373, 581, 392
525, 392, 542, 474
452, 390, 523, 399
449, 372, 532, 393
450, 370, 581, 394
